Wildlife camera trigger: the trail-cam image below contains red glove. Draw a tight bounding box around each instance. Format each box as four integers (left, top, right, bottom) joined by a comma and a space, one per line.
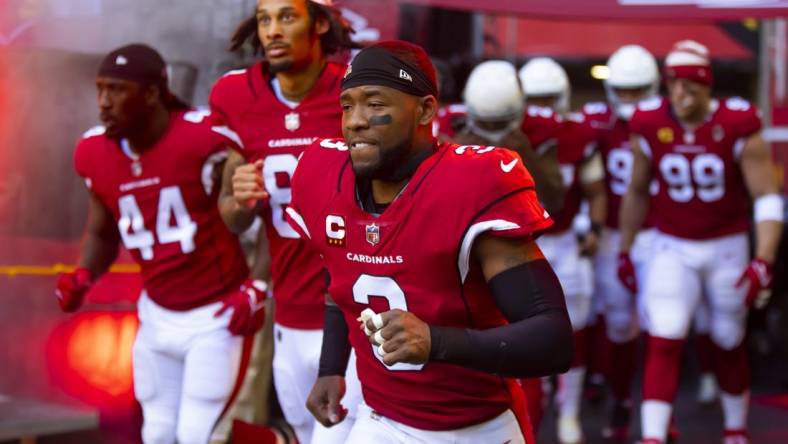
736, 258, 773, 309
215, 279, 268, 336
55, 268, 93, 312
617, 252, 638, 294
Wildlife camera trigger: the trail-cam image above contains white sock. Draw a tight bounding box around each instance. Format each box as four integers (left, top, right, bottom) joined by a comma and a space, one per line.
557, 366, 586, 418
720, 391, 749, 431
641, 400, 672, 440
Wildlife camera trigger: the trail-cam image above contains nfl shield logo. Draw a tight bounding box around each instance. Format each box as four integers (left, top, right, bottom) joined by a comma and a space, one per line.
365, 223, 380, 246
131, 161, 143, 177
285, 112, 300, 131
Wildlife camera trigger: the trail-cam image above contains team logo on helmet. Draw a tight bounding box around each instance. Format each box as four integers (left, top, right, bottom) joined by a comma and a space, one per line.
284, 112, 300, 132
657, 127, 674, 144
326, 215, 346, 247
344, 64, 352, 79
365, 223, 380, 246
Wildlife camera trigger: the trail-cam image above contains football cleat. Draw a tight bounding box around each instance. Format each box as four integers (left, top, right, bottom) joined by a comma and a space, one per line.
722, 430, 750, 444
601, 400, 631, 442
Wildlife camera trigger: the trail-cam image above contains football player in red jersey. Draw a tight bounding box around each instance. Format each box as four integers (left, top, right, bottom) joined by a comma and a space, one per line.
620, 40, 784, 444
55, 44, 270, 444
209, 1, 360, 442
582, 44, 661, 441
454, 60, 565, 215
284, 40, 573, 444
453, 59, 567, 433
519, 57, 608, 444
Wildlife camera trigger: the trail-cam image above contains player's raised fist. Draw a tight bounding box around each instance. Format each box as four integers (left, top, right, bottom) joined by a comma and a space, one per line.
366, 309, 432, 366
55, 268, 93, 312
306, 375, 348, 428
231, 159, 267, 209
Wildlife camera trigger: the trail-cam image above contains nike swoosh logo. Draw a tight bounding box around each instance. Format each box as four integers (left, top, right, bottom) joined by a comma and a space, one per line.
501, 158, 518, 173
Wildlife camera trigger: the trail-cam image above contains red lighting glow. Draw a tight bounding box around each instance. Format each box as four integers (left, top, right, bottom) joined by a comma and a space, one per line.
47, 311, 138, 407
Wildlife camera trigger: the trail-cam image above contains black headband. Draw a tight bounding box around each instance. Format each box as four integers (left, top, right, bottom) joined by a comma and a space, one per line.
98, 44, 168, 86
341, 46, 437, 98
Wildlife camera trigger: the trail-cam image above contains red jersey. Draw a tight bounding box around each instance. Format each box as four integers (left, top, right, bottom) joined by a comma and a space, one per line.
584, 102, 660, 230
209, 62, 345, 328
73, 109, 249, 310
286, 138, 552, 431
521, 105, 563, 154
546, 113, 598, 233
629, 96, 761, 240
583, 102, 631, 229
433, 103, 467, 140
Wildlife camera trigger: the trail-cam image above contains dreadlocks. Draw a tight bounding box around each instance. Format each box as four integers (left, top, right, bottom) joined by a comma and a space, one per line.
229, 0, 358, 55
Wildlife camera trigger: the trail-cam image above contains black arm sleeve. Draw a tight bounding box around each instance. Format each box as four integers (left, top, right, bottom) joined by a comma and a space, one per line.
318, 304, 352, 377
429, 259, 574, 378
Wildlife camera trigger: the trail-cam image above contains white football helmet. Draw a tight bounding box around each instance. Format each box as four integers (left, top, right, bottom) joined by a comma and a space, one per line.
518, 57, 570, 114
463, 60, 524, 143
604, 45, 659, 121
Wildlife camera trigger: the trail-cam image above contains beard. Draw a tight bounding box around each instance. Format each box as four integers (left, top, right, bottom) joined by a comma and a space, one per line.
352, 134, 431, 183
268, 60, 293, 75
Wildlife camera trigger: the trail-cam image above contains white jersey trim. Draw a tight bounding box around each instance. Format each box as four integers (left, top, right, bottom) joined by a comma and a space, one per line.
82, 125, 106, 138
201, 151, 229, 195
458, 219, 521, 283
285, 207, 310, 239
733, 137, 747, 161
211, 125, 245, 149
637, 136, 652, 159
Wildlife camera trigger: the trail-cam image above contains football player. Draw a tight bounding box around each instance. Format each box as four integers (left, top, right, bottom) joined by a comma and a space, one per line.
454, 60, 565, 214
520, 57, 608, 444
620, 40, 784, 444
285, 40, 573, 444
582, 44, 660, 441
209, 1, 360, 442
453, 59, 567, 432
55, 44, 268, 444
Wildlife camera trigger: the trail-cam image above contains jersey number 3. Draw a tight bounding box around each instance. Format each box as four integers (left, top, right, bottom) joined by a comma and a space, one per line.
353, 274, 424, 372
117, 186, 197, 260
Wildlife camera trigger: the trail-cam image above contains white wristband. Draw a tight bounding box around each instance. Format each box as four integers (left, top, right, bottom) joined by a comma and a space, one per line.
754, 194, 785, 223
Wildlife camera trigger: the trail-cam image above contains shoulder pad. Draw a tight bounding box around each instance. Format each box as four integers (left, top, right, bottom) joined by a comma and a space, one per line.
319, 138, 349, 152
637, 96, 662, 112
583, 102, 608, 115
526, 105, 555, 119
182, 108, 212, 124
724, 97, 752, 113
221, 68, 247, 78
566, 112, 585, 123
81, 125, 106, 139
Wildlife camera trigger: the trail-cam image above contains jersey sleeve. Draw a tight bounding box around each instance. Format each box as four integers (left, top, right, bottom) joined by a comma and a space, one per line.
73, 128, 104, 189
285, 138, 343, 244
456, 146, 553, 282
207, 70, 248, 152
522, 106, 562, 154
473, 147, 554, 238
724, 97, 762, 139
